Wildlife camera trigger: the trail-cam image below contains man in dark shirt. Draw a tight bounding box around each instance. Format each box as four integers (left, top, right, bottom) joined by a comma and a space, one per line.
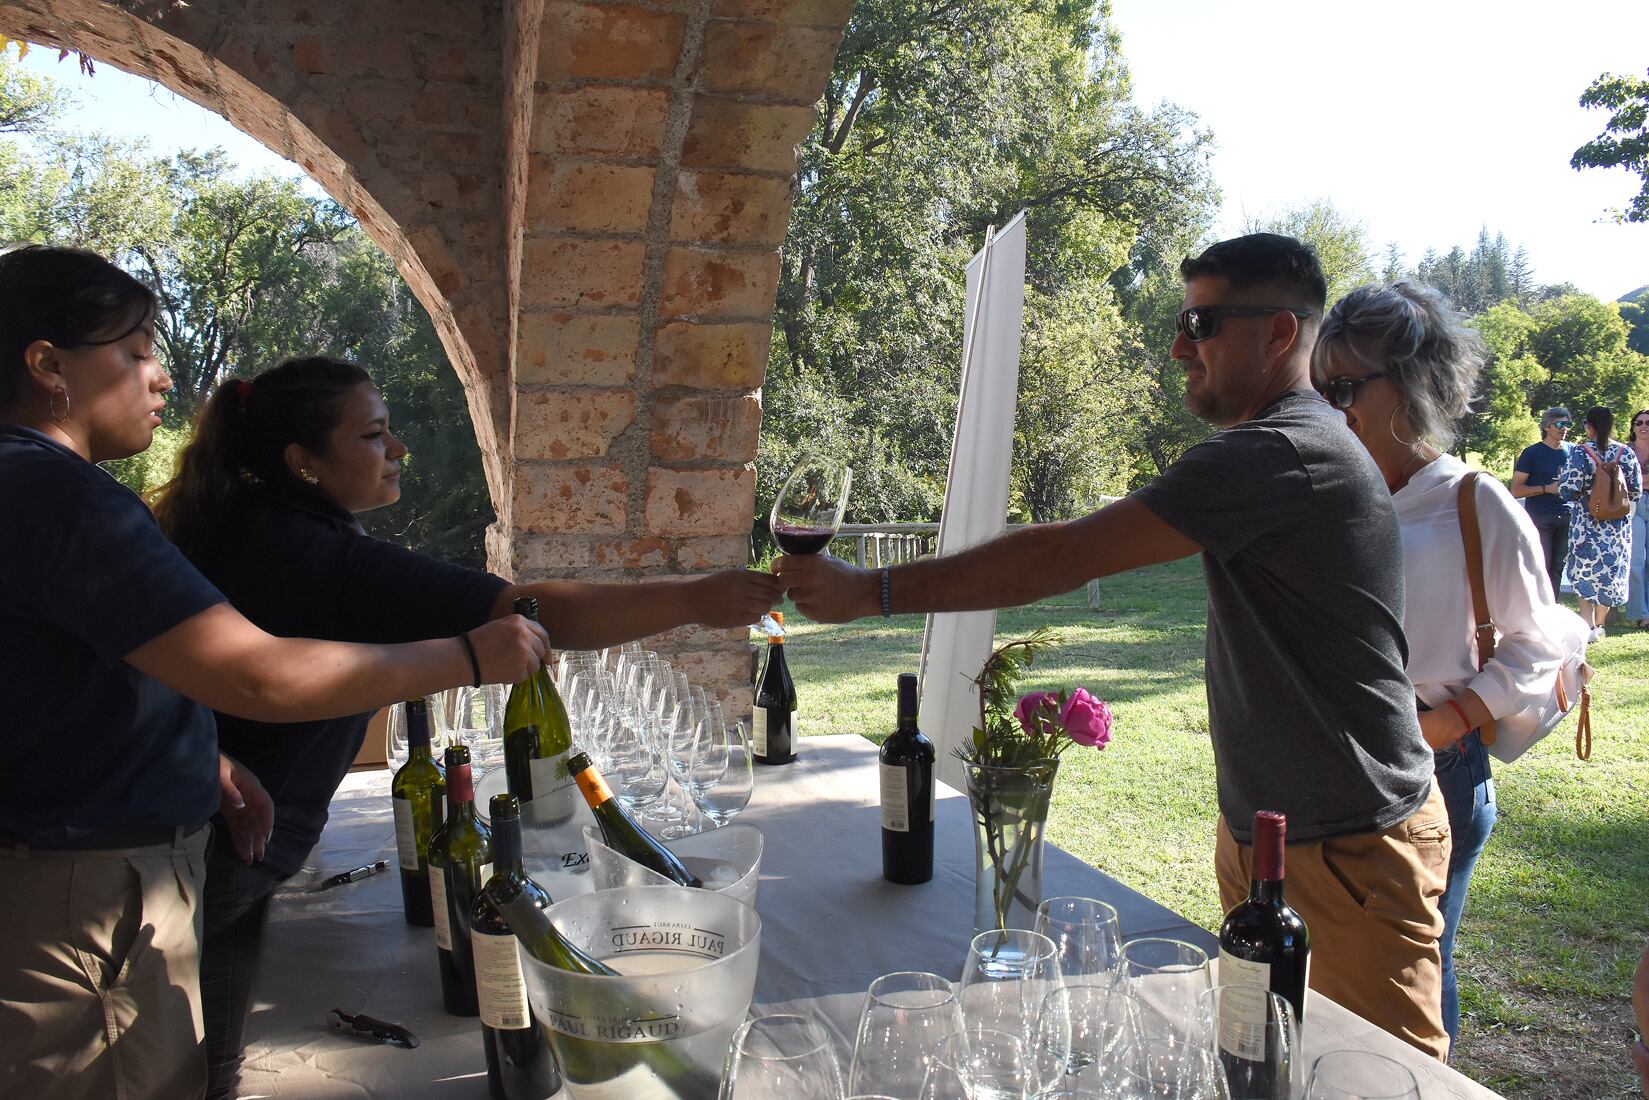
777, 234, 1452, 1059
1511, 407, 1575, 594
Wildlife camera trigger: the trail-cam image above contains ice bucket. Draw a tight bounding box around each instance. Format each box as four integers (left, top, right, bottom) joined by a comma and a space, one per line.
520, 885, 762, 1100
582, 824, 763, 907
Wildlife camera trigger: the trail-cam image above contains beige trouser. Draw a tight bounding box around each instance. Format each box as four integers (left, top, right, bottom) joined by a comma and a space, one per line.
1216, 784, 1453, 1063
0, 828, 210, 1100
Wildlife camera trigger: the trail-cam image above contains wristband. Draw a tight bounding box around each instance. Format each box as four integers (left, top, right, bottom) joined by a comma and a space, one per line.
457, 632, 483, 688
880, 568, 893, 618
1443, 698, 1472, 734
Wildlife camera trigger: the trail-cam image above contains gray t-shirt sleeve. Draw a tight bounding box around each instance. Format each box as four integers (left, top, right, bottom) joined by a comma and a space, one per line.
1132, 423, 1314, 563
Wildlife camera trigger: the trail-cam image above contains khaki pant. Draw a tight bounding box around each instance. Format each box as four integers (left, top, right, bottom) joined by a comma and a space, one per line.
1216, 785, 1452, 1063
0, 829, 210, 1100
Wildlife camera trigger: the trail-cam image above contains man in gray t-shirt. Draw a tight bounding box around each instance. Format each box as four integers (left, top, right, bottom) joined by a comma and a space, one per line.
778, 233, 1452, 1060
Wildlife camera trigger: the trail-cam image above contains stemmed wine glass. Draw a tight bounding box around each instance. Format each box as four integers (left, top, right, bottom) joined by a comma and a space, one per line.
1301, 1051, 1421, 1099
848, 971, 965, 1097
770, 454, 853, 557
721, 1013, 845, 1099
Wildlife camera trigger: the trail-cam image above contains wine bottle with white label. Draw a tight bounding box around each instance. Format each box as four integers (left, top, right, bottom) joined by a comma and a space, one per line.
879, 672, 934, 884
1216, 809, 1310, 1097
391, 698, 445, 926
752, 610, 797, 764
428, 744, 492, 1017
503, 596, 578, 825
472, 794, 561, 1100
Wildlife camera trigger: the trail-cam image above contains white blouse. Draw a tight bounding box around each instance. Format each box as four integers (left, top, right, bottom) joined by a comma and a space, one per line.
1393, 453, 1569, 719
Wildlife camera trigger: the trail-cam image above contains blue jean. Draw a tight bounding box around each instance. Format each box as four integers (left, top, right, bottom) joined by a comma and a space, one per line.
1624, 500, 1647, 622
1433, 730, 1497, 1051
200, 822, 286, 1100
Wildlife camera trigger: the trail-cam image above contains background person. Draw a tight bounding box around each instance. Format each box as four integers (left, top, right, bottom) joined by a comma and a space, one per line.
1559, 406, 1642, 640
1313, 281, 1572, 1053
1511, 407, 1575, 595
1623, 409, 1649, 630
0, 245, 547, 1100
777, 234, 1452, 1060
150, 355, 783, 1099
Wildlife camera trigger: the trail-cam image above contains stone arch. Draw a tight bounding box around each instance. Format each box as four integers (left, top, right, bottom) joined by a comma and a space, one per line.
0, 0, 854, 697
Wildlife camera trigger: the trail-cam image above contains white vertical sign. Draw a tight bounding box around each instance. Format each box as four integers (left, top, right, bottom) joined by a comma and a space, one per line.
918, 212, 1027, 790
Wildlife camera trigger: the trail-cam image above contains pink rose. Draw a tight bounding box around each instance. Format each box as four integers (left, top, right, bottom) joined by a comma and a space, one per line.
1014, 691, 1056, 734
1060, 688, 1112, 748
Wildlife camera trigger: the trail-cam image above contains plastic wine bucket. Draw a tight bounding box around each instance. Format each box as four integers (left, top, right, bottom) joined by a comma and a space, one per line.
519, 885, 762, 1100
581, 824, 763, 907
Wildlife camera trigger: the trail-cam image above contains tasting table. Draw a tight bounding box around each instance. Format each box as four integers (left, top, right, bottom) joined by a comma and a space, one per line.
239, 734, 1500, 1099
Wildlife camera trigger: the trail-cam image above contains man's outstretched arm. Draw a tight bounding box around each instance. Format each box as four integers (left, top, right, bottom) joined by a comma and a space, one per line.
773, 497, 1202, 624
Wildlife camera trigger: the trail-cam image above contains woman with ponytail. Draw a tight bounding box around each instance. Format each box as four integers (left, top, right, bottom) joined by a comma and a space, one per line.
151, 355, 782, 1099
0, 248, 549, 1100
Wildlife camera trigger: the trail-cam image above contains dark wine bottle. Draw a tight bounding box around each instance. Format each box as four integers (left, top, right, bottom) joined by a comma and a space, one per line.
1216, 810, 1310, 1099
428, 745, 492, 1017
879, 673, 934, 885
472, 794, 562, 1100
483, 876, 722, 1098
503, 596, 578, 826
391, 698, 445, 926
752, 610, 797, 765
568, 751, 703, 887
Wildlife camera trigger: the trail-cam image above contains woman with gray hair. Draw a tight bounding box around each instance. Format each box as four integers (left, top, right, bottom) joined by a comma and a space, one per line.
1314, 280, 1574, 1054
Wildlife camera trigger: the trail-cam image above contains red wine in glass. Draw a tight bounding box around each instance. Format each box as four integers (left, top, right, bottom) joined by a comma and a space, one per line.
772, 524, 836, 555
769, 456, 852, 557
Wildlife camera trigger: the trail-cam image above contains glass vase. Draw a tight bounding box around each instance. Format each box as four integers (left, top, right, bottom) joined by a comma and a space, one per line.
964, 758, 1059, 935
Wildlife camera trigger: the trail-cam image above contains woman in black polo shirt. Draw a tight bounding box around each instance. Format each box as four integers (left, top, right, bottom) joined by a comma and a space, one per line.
0, 247, 549, 1100
150, 355, 781, 1099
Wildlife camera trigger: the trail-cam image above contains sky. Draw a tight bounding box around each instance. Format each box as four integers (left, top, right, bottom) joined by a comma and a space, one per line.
1107, 0, 1649, 300
12, 5, 1649, 300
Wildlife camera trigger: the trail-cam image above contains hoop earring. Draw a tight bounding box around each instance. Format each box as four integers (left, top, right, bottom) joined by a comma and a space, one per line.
1389, 406, 1420, 449
48, 386, 70, 424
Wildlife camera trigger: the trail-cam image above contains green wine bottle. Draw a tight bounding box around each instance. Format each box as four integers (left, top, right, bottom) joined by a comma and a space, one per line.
391, 698, 445, 927
428, 744, 492, 1017
472, 795, 562, 1100
567, 751, 703, 888
482, 875, 723, 1099
503, 596, 578, 826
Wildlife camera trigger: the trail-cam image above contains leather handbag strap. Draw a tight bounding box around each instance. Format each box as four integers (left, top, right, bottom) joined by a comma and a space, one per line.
1455, 473, 1498, 746
1575, 684, 1592, 761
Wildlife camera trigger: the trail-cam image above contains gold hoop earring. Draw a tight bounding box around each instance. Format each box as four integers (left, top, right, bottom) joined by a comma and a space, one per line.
300, 470, 320, 486
48, 387, 70, 424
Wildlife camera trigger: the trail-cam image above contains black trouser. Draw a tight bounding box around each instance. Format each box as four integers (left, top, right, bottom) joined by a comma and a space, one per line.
200, 823, 286, 1100
1530, 511, 1570, 595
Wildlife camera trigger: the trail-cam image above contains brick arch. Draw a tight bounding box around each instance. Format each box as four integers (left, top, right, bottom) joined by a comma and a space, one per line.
0, 0, 853, 697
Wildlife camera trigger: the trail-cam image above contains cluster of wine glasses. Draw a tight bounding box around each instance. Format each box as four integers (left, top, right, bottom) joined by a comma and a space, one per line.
555, 642, 753, 836
384, 645, 754, 837
719, 896, 1422, 1100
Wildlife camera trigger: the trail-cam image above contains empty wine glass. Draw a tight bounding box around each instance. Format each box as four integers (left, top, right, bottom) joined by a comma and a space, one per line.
386, 694, 449, 769
919, 1027, 1032, 1100
1196, 986, 1297, 1100
721, 1013, 845, 1099
449, 683, 504, 771
1035, 896, 1124, 1075
693, 717, 754, 826
959, 929, 1069, 1096
770, 454, 852, 556
1301, 1050, 1421, 1099
848, 971, 965, 1097
1101, 939, 1216, 1099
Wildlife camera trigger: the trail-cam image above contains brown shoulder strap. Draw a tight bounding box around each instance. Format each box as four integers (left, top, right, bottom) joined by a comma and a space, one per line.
1455, 473, 1499, 746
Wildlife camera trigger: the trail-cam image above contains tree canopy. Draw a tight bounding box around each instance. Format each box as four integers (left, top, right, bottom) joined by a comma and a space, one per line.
1572, 67, 1649, 224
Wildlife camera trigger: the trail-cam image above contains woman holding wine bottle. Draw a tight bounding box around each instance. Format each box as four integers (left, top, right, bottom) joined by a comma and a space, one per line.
0, 244, 551, 1100
1313, 281, 1572, 1054
151, 353, 782, 1099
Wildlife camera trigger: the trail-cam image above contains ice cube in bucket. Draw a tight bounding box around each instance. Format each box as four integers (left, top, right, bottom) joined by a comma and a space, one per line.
519, 885, 761, 1100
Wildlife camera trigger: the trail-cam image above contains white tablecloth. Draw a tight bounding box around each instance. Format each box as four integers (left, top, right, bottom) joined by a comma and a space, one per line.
238, 734, 1499, 1099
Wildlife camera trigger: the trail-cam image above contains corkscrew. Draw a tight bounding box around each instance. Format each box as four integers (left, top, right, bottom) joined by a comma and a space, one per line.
327, 1008, 419, 1049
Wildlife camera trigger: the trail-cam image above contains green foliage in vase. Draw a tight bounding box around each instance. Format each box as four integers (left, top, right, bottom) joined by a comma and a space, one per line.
960, 628, 1062, 769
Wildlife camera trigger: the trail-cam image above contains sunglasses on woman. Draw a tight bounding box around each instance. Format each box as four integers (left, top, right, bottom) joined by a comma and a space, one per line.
1315, 372, 1388, 410
1175, 304, 1314, 342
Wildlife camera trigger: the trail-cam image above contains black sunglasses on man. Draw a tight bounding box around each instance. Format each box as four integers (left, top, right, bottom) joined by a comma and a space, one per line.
1175, 304, 1314, 343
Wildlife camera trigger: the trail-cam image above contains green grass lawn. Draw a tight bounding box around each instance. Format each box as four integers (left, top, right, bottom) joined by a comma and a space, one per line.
774, 557, 1649, 1099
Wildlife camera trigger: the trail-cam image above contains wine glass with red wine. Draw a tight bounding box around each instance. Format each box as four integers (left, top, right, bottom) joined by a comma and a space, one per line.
770, 455, 853, 556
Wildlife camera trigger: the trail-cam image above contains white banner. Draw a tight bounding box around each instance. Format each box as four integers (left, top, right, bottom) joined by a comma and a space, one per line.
918, 211, 1027, 790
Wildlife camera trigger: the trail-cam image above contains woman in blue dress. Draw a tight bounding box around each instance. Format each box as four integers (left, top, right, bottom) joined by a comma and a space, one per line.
1560, 406, 1643, 640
